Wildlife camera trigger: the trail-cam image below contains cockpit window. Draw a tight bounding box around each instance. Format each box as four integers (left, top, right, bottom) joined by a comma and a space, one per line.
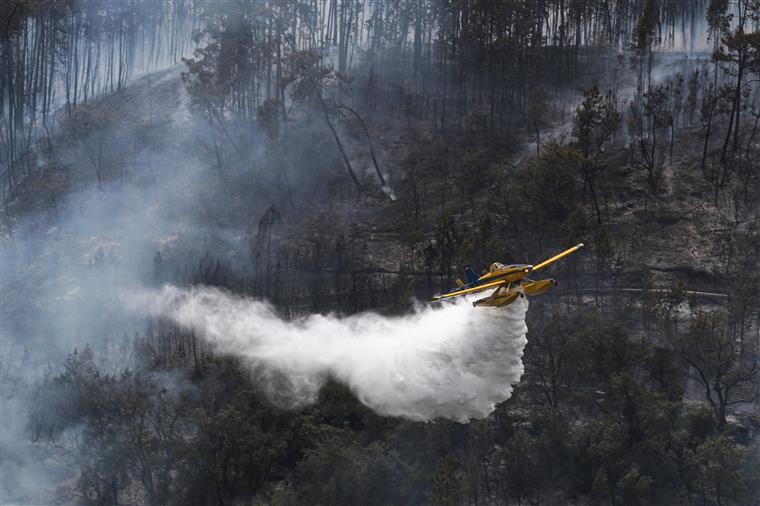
489, 262, 504, 273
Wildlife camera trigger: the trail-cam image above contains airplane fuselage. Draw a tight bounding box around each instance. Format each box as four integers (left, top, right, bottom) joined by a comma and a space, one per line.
432, 243, 584, 306
478, 263, 533, 283
449, 263, 533, 295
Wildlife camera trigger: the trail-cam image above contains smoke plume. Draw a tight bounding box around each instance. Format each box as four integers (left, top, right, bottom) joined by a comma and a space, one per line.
140, 285, 529, 422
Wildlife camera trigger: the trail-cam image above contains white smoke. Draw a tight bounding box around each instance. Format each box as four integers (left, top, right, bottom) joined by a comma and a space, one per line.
139, 285, 529, 423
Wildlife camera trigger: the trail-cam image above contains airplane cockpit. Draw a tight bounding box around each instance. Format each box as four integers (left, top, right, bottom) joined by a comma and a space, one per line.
490, 262, 531, 273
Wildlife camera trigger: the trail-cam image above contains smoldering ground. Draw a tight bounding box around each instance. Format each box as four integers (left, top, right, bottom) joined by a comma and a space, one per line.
133, 285, 529, 423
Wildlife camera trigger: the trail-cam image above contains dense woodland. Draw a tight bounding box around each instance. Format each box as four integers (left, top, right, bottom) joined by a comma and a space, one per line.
2, 0, 760, 505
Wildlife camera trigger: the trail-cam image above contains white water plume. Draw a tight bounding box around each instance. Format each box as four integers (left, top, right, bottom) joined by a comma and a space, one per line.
141, 285, 529, 423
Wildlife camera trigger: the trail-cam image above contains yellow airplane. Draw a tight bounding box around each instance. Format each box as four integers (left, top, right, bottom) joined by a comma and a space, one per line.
431, 243, 584, 307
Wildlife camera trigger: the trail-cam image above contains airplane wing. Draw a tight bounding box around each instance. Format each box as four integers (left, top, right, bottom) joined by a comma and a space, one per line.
531, 243, 584, 271
431, 278, 507, 302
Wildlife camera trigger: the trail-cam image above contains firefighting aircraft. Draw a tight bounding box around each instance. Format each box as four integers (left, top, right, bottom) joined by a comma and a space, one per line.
431, 243, 584, 307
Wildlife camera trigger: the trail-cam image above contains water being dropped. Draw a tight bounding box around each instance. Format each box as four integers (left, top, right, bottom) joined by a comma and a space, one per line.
144, 285, 529, 422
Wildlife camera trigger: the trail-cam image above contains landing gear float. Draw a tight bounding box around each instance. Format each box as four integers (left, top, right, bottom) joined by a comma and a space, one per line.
431, 244, 584, 308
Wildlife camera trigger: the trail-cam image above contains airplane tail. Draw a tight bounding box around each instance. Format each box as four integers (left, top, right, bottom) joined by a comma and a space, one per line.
465, 266, 479, 285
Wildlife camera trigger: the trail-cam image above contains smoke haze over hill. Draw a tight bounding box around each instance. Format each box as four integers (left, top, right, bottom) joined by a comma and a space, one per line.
2, 0, 759, 504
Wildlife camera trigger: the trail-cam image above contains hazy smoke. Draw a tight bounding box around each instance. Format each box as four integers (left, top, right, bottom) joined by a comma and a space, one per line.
137, 285, 529, 422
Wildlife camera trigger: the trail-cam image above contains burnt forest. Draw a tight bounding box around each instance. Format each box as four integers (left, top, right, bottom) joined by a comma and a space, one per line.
1, 1, 759, 505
